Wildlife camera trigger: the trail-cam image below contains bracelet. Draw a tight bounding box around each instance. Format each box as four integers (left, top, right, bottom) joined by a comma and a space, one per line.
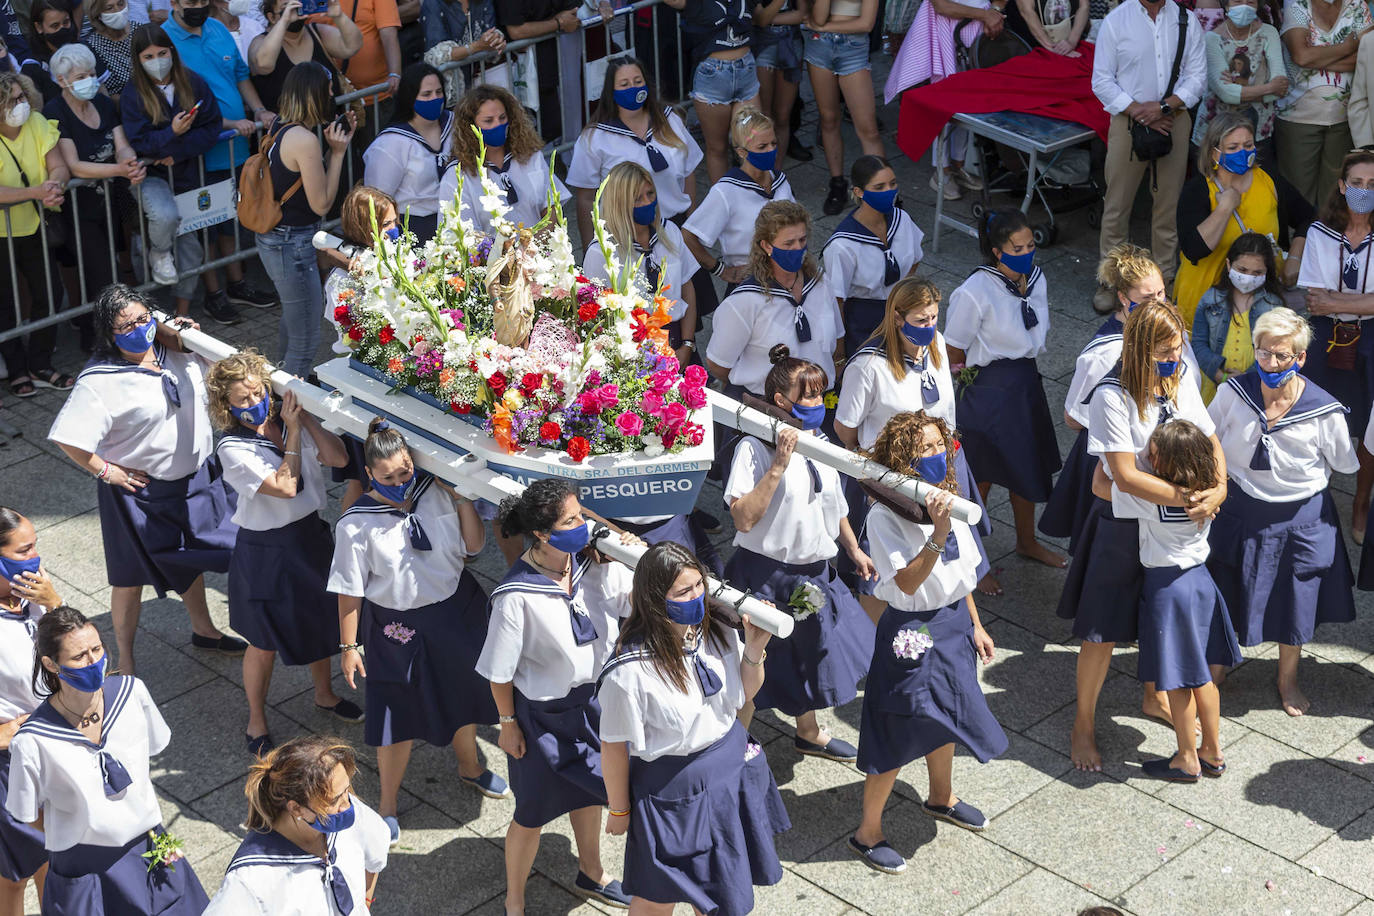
609, 808, 630, 817
339, 642, 362, 652
387, 71, 400, 78
498, 714, 516, 724
252, 106, 265, 114
96, 461, 110, 481
681, 340, 696, 351
923, 536, 945, 555
284, 450, 300, 456
710, 259, 725, 278
743, 649, 766, 667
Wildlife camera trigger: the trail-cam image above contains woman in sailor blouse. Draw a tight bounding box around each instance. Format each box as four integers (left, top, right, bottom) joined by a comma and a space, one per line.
205, 351, 361, 758
822, 154, 924, 357
48, 284, 246, 675
327, 418, 504, 846
478, 479, 636, 912
361, 62, 453, 244
206, 736, 391, 916
7, 606, 210, 915
705, 199, 842, 397
683, 106, 795, 288
0, 509, 60, 915
599, 541, 787, 916
943, 208, 1063, 585
439, 84, 570, 236
849, 411, 1005, 875
581, 161, 700, 368
1208, 308, 1358, 716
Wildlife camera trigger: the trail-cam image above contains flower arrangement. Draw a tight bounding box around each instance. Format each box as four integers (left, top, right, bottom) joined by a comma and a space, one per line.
329, 131, 708, 461
787, 580, 824, 620
142, 829, 186, 872
891, 626, 934, 663
383, 622, 416, 645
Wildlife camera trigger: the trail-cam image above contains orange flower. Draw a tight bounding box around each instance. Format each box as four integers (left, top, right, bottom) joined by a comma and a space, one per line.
439, 367, 455, 387
447, 276, 467, 292
644, 297, 673, 349
491, 403, 520, 454
337, 288, 355, 301
387, 357, 404, 375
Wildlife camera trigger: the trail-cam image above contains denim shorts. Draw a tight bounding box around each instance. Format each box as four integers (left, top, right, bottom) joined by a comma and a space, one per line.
754, 29, 802, 72
802, 29, 871, 76
691, 53, 761, 105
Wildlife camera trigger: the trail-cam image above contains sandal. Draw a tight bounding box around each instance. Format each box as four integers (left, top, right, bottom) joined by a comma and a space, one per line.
30, 369, 74, 390
8, 377, 35, 398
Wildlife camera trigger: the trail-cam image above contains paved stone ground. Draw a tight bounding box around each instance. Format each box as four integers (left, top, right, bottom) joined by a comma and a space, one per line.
6, 59, 1374, 916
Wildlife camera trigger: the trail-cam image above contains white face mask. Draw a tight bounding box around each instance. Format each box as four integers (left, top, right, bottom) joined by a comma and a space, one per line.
142, 56, 173, 81
69, 76, 99, 100
5, 101, 29, 127
1228, 268, 1266, 293
99, 7, 129, 28
227, 0, 255, 15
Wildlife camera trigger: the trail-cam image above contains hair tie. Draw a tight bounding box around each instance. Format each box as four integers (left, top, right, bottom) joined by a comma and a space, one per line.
985, 211, 996, 229
375, 420, 390, 432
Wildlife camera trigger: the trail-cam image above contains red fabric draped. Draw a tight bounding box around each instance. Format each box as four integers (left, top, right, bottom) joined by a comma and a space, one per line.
896, 45, 1110, 163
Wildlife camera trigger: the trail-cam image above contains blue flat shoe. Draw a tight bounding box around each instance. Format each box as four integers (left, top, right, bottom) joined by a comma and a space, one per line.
1199, 757, 1226, 778
1141, 758, 1200, 783
574, 871, 630, 908
245, 733, 274, 758
383, 815, 400, 846
460, 769, 511, 798
795, 735, 858, 762
922, 799, 987, 831
848, 836, 907, 874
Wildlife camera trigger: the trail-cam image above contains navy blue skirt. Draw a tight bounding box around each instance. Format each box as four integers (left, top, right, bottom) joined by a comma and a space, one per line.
43, 827, 209, 916
1302, 316, 1374, 439
624, 721, 787, 915
1210, 487, 1355, 646
227, 512, 338, 666
613, 513, 723, 578
1137, 565, 1243, 691
96, 459, 237, 597
509, 683, 606, 829
1056, 497, 1144, 643
360, 570, 498, 748
857, 601, 1008, 775
330, 435, 366, 484
0, 750, 45, 882
724, 549, 873, 716
842, 296, 887, 359
1039, 427, 1095, 551
954, 357, 1062, 503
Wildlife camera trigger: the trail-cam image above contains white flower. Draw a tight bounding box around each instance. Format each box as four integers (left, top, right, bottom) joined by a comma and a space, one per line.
641, 433, 664, 457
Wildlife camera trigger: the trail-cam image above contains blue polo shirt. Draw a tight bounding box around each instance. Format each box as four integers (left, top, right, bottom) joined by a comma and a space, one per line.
163, 15, 249, 172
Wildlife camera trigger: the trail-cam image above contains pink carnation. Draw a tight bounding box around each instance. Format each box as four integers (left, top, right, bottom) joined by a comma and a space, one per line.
683, 364, 707, 388
684, 422, 705, 446
615, 411, 644, 436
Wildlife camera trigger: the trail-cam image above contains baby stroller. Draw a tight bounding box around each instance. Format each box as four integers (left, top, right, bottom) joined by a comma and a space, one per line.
951, 16, 1104, 246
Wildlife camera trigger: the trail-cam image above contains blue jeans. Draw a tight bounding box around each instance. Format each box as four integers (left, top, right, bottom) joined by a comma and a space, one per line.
691, 53, 760, 105
134, 177, 203, 302
802, 30, 871, 76
256, 224, 323, 378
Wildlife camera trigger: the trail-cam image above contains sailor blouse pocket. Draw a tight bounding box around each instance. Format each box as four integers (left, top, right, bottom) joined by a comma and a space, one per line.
364, 613, 422, 685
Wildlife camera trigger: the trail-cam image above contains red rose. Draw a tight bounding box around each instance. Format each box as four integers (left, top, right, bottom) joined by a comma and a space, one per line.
347, 325, 364, 341
566, 436, 590, 462
521, 372, 542, 395
540, 421, 561, 441
378, 325, 396, 344
333, 305, 351, 325
487, 372, 507, 395
455, 403, 472, 414
575, 273, 590, 284
577, 301, 599, 323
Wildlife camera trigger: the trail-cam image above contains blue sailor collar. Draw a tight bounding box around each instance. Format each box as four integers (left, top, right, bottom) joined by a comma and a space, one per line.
78, 342, 182, 408
20, 675, 137, 796
1226, 369, 1347, 432
731, 271, 824, 307
216, 423, 285, 459
595, 110, 674, 142
974, 263, 1043, 301
228, 829, 354, 914
491, 555, 594, 601
852, 340, 927, 373
828, 207, 906, 250
719, 166, 787, 200
1095, 314, 1124, 339
377, 111, 453, 155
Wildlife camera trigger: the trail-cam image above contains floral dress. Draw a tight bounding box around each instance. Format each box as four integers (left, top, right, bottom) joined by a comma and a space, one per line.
1279, 0, 1373, 127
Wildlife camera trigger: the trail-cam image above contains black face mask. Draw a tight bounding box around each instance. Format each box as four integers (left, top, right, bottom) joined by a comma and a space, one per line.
180, 4, 210, 26
285, 18, 305, 32
45, 25, 76, 47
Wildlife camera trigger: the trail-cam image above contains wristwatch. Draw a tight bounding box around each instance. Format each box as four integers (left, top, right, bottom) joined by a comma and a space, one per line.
681, 340, 696, 351
1160, 100, 1173, 116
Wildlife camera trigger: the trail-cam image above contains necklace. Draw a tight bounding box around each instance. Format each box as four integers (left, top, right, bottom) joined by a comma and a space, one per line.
527, 549, 570, 579
57, 693, 101, 729
681, 625, 699, 651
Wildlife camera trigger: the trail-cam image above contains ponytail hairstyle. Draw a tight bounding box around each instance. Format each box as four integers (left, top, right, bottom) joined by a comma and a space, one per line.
729, 106, 774, 161
861, 411, 961, 494
31, 606, 98, 698
977, 208, 1031, 266
618, 542, 731, 693
746, 200, 817, 299
1120, 298, 1188, 421
362, 416, 410, 474
1147, 420, 1219, 493
763, 343, 826, 410
586, 56, 684, 150
244, 736, 359, 832
875, 277, 942, 381
850, 154, 894, 195
1095, 243, 1162, 315
495, 477, 578, 542
0, 507, 25, 553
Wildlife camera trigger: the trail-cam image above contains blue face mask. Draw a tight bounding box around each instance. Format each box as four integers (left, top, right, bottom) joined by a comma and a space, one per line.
665, 592, 705, 625
383, 225, 401, 241
1156, 360, 1179, 378
1258, 364, 1300, 388
632, 199, 658, 226
58, 655, 107, 693
790, 402, 825, 430
613, 85, 648, 111
114, 316, 156, 354
1347, 186, 1374, 214
913, 452, 947, 483
1218, 147, 1255, 175
0, 554, 40, 584
1226, 4, 1257, 26
770, 245, 806, 273
413, 97, 444, 121
307, 799, 356, 835
901, 322, 936, 347
999, 249, 1035, 275
745, 147, 777, 172
370, 471, 415, 503
547, 523, 590, 555
480, 122, 507, 148
236, 393, 269, 427
862, 188, 899, 216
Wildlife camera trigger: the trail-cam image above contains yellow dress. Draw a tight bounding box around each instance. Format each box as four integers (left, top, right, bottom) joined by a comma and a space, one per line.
1173, 169, 1284, 328
1200, 309, 1255, 405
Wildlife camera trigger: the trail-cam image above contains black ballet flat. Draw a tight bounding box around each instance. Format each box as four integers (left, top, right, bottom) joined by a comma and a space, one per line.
246, 733, 275, 757
1140, 758, 1200, 783
191, 633, 249, 656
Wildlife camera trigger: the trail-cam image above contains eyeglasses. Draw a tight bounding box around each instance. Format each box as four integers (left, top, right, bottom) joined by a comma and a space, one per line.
113, 311, 152, 334
1256, 347, 1298, 365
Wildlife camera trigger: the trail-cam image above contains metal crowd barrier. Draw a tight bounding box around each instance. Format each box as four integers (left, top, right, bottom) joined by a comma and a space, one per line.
0, 0, 680, 347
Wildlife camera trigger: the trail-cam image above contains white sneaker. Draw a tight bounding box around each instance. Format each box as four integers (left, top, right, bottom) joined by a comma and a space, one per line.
150, 248, 178, 286
929, 173, 962, 201
950, 167, 984, 192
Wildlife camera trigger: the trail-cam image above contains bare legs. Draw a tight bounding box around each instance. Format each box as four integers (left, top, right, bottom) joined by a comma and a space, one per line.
1353, 443, 1374, 538
694, 96, 762, 183
1277, 642, 1310, 716
110, 580, 227, 675
0, 865, 45, 916
244, 649, 340, 738
854, 742, 957, 847
1071, 640, 1113, 771
377, 726, 484, 818
1164, 683, 1222, 776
